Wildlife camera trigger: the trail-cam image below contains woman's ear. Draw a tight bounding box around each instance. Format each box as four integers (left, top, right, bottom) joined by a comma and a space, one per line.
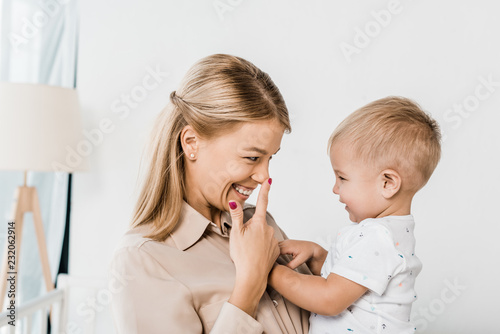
180, 125, 199, 160
379, 169, 401, 199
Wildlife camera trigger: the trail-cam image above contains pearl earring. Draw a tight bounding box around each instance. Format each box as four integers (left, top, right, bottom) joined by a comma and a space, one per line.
190, 153, 195, 158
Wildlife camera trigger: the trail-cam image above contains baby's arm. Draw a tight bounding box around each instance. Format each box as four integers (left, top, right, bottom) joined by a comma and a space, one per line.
279, 240, 328, 275
269, 265, 368, 316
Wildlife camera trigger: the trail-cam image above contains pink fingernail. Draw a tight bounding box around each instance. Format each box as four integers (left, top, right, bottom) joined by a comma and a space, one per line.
268, 178, 272, 185
229, 201, 237, 210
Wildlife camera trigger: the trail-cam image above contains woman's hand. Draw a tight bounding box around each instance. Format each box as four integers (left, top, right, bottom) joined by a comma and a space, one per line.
227, 178, 280, 316
279, 239, 327, 276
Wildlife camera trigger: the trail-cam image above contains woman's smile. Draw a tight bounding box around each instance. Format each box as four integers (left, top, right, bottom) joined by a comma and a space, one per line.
231, 183, 255, 199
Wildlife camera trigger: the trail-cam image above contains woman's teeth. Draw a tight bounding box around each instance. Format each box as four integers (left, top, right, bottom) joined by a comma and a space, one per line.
233, 184, 253, 196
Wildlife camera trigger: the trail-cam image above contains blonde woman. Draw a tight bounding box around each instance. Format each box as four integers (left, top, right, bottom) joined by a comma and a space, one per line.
110, 54, 310, 333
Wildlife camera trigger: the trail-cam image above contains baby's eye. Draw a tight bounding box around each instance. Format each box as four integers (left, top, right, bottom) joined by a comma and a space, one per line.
246, 157, 258, 162
338, 176, 346, 181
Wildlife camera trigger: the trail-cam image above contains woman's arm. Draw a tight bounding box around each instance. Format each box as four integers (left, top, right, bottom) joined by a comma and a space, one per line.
268, 264, 368, 316
227, 270, 268, 316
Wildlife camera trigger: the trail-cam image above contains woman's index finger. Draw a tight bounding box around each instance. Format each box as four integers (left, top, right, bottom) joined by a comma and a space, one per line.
254, 178, 272, 219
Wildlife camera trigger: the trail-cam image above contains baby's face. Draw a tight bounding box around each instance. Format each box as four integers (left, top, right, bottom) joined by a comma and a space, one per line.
329, 143, 388, 223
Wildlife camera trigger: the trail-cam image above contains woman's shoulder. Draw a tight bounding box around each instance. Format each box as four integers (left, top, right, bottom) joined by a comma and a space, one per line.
110, 224, 183, 277
111, 224, 177, 264
113, 224, 154, 252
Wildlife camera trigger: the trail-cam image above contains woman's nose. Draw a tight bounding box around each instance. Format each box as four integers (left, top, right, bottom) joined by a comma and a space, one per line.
252, 161, 270, 184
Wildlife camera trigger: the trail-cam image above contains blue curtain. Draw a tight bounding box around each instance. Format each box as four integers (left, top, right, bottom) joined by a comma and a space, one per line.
0, 0, 78, 331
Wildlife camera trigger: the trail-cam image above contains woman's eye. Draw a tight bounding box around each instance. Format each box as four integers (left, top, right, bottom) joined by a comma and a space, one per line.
246, 157, 258, 162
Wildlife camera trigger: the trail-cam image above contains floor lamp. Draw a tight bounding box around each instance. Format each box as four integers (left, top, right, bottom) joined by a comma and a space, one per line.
0, 82, 84, 310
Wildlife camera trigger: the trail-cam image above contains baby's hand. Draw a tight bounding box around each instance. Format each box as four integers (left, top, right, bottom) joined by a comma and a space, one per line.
279, 240, 327, 275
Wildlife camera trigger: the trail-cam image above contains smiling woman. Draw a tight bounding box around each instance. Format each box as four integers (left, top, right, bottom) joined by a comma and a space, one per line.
133, 54, 291, 241
109, 54, 311, 333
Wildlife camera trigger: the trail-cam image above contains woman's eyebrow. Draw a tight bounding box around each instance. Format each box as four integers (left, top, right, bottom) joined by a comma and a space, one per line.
243, 147, 281, 155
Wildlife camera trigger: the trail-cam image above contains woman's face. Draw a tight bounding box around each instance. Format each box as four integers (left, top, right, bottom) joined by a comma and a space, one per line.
183, 119, 284, 221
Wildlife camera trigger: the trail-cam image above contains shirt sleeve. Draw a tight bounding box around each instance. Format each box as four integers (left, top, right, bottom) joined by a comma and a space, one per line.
109, 246, 264, 334
330, 224, 406, 296
210, 302, 263, 333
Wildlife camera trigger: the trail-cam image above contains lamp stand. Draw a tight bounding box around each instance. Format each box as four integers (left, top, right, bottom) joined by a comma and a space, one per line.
0, 172, 54, 309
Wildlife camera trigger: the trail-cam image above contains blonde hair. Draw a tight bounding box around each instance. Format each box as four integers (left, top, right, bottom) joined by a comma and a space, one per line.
328, 96, 441, 191
132, 54, 291, 241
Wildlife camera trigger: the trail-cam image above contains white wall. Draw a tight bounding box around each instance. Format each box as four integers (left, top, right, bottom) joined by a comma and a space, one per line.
72, 0, 500, 332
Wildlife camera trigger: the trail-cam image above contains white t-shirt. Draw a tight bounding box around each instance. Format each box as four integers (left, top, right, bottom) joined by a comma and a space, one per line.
309, 215, 422, 334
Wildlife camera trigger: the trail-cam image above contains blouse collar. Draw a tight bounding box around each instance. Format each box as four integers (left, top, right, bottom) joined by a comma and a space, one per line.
169, 201, 234, 251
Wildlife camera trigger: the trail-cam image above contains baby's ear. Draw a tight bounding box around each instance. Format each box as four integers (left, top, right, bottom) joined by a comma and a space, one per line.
380, 169, 401, 199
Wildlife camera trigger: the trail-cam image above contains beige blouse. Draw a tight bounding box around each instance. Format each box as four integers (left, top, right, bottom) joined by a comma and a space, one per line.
110, 201, 310, 333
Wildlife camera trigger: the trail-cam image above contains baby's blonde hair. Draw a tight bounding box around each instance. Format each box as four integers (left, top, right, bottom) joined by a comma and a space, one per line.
132, 54, 291, 241
328, 96, 441, 192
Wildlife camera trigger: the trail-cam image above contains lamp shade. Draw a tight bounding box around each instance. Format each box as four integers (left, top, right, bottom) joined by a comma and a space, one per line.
0, 82, 85, 172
